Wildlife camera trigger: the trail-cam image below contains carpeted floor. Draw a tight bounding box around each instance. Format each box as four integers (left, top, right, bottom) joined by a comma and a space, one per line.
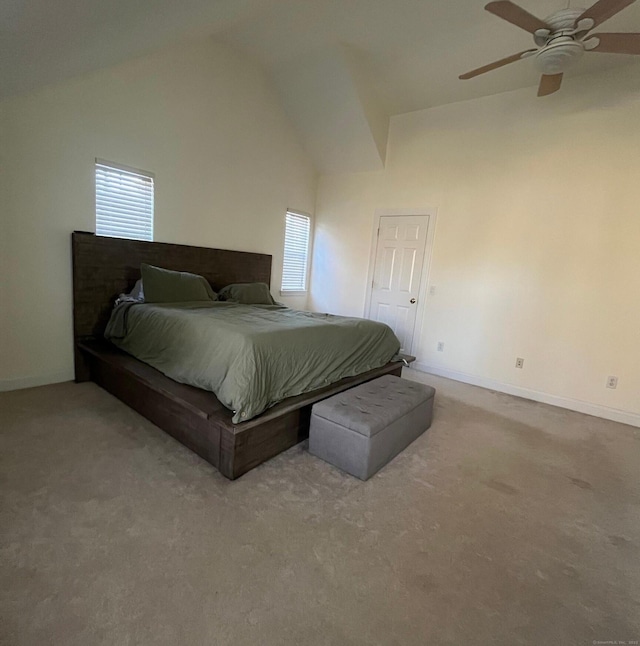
1, 370, 638, 646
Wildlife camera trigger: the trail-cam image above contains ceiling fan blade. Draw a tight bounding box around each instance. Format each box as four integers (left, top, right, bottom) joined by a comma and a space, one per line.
459, 49, 537, 80
485, 1, 550, 33
537, 73, 563, 96
587, 32, 640, 53
577, 0, 636, 28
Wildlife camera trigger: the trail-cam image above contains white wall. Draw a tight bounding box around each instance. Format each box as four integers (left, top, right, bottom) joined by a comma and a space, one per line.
310, 65, 640, 426
271, 49, 385, 174
0, 102, 8, 379
0, 37, 316, 390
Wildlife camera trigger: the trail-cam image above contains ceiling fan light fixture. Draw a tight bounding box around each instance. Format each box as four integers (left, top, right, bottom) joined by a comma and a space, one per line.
534, 38, 585, 74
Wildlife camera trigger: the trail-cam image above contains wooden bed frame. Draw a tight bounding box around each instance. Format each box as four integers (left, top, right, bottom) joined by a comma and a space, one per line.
72, 231, 405, 480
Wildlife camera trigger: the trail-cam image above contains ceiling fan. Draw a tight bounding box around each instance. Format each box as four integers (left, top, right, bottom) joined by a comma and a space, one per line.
460, 0, 640, 96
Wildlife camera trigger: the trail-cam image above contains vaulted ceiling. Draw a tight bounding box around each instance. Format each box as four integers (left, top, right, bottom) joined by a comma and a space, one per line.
3, 0, 639, 172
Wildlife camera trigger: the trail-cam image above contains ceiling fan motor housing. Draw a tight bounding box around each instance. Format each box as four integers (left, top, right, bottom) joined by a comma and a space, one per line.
544, 8, 586, 31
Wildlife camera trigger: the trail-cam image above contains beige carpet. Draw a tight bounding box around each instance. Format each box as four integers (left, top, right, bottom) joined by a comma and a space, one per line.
1, 370, 638, 646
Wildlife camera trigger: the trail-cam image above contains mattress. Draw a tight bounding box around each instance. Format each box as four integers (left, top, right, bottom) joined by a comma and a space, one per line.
105, 301, 400, 423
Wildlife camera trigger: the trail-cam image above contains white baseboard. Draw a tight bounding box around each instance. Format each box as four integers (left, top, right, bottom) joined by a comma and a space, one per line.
412, 362, 640, 429
0, 371, 72, 393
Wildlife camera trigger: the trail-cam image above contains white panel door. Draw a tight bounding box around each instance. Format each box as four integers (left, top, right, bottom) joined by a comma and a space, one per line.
369, 215, 429, 354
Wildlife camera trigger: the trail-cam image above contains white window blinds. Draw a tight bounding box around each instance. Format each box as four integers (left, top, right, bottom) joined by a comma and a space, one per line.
95, 160, 154, 241
281, 211, 311, 293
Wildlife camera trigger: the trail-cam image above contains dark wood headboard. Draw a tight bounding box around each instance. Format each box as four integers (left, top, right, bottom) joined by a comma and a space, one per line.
72, 231, 272, 356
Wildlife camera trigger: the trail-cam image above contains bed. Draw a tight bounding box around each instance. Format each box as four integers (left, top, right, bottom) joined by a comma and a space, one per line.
72, 231, 408, 479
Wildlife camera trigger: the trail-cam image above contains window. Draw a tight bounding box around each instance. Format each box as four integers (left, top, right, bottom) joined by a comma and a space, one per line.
281, 210, 311, 294
95, 159, 154, 241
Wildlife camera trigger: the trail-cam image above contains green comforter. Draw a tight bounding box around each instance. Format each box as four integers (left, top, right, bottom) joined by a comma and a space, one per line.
105, 302, 400, 423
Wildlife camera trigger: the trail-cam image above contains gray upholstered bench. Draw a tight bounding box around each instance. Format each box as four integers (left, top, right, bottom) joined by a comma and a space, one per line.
309, 375, 435, 480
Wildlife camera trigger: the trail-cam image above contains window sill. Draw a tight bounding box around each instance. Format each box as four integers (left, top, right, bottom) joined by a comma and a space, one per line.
279, 290, 307, 297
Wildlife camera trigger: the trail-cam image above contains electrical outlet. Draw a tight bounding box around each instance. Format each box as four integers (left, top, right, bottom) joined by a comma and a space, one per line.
429, 285, 437, 296
515, 358, 524, 369
437, 341, 444, 352
606, 376, 618, 389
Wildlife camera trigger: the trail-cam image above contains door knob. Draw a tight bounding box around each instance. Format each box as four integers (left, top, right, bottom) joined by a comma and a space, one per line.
410, 298, 416, 304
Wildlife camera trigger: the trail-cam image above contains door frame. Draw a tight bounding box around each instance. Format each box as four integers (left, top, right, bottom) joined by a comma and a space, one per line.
364, 208, 438, 358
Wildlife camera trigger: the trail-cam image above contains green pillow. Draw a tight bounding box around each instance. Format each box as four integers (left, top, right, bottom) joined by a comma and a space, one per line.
141, 263, 217, 303
218, 282, 276, 305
